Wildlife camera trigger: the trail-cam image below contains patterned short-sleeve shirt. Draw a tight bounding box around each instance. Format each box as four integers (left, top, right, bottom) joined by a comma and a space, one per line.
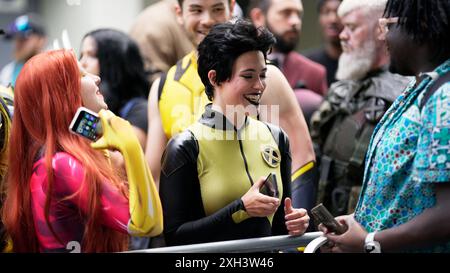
355, 59, 450, 253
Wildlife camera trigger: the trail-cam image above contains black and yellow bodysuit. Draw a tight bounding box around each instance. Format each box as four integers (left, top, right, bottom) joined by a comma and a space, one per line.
160, 104, 292, 246
158, 51, 209, 140
158, 51, 318, 215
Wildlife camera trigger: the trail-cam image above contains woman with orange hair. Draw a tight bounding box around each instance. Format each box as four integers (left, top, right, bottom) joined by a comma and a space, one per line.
1, 49, 163, 252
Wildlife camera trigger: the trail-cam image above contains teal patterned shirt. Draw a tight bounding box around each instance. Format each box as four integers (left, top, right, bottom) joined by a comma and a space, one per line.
355, 59, 450, 253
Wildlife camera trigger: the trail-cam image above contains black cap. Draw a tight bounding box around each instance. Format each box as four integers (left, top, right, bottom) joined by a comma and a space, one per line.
4, 13, 46, 39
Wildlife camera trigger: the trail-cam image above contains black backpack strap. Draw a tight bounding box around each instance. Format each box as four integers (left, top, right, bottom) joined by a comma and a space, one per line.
419, 71, 450, 110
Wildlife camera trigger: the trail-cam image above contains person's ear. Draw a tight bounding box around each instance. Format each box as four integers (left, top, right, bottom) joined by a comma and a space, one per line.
249, 8, 266, 28
175, 3, 184, 26
207, 70, 218, 87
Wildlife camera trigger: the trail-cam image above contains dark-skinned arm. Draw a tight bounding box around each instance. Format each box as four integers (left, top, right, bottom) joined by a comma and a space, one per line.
375, 184, 450, 252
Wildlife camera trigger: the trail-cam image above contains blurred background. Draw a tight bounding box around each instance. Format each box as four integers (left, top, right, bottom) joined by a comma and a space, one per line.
0, 0, 322, 68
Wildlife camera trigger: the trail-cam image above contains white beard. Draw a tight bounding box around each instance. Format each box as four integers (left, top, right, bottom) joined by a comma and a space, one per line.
336, 39, 377, 81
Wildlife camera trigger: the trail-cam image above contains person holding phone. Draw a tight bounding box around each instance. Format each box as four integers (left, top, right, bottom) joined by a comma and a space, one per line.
320, 0, 450, 253
1, 49, 163, 252
159, 20, 310, 246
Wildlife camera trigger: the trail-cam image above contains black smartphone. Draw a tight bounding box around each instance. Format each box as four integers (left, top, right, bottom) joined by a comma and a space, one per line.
69, 107, 102, 141
260, 172, 279, 198
311, 203, 346, 235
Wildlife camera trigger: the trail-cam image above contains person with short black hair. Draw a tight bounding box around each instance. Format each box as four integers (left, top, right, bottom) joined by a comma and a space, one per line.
146, 0, 316, 210
320, 0, 450, 253
160, 20, 310, 246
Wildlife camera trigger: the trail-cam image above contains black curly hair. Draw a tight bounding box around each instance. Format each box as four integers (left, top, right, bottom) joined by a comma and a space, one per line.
197, 20, 275, 101
383, 0, 450, 60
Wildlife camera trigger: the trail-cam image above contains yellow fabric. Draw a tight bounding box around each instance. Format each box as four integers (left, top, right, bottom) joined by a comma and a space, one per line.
159, 52, 209, 139
91, 110, 163, 236
0, 97, 11, 181
0, 85, 13, 98
189, 117, 283, 225
0, 88, 12, 253
292, 161, 315, 181
231, 210, 250, 224
3, 238, 13, 253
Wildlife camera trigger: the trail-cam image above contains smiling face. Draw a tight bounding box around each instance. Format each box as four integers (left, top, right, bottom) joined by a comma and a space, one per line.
213, 51, 267, 110
79, 65, 107, 113
176, 0, 234, 47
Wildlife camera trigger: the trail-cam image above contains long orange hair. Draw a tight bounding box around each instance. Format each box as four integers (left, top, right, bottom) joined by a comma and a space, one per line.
1, 50, 128, 252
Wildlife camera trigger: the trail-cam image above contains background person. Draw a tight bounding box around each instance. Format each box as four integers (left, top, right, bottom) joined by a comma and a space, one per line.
248, 0, 328, 123
80, 29, 150, 149
0, 86, 12, 253
310, 0, 409, 217
0, 13, 47, 88
129, 0, 193, 84
305, 0, 343, 86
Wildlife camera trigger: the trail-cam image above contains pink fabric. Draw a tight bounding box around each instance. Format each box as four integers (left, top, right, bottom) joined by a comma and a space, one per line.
294, 88, 324, 122
282, 52, 328, 96
30, 152, 130, 252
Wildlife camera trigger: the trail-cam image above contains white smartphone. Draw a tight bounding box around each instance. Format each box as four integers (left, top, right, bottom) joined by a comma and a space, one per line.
69, 107, 102, 141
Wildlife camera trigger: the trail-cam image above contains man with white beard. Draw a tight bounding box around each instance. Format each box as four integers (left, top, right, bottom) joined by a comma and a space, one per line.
309, 0, 409, 217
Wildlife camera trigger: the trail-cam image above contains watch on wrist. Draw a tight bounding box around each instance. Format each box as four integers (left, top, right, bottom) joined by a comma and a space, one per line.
364, 232, 381, 253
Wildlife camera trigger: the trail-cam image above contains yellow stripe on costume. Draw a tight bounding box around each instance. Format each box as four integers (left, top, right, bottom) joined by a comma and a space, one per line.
292, 161, 315, 181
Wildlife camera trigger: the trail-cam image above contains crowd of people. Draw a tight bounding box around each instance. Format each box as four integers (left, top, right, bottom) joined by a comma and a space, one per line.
0, 0, 448, 253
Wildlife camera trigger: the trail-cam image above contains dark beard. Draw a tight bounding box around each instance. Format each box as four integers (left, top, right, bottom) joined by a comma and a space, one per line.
267, 24, 298, 54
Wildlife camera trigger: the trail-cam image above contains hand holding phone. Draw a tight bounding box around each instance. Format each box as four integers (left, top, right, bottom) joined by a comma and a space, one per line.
260, 172, 279, 198
69, 107, 102, 141
311, 203, 346, 235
